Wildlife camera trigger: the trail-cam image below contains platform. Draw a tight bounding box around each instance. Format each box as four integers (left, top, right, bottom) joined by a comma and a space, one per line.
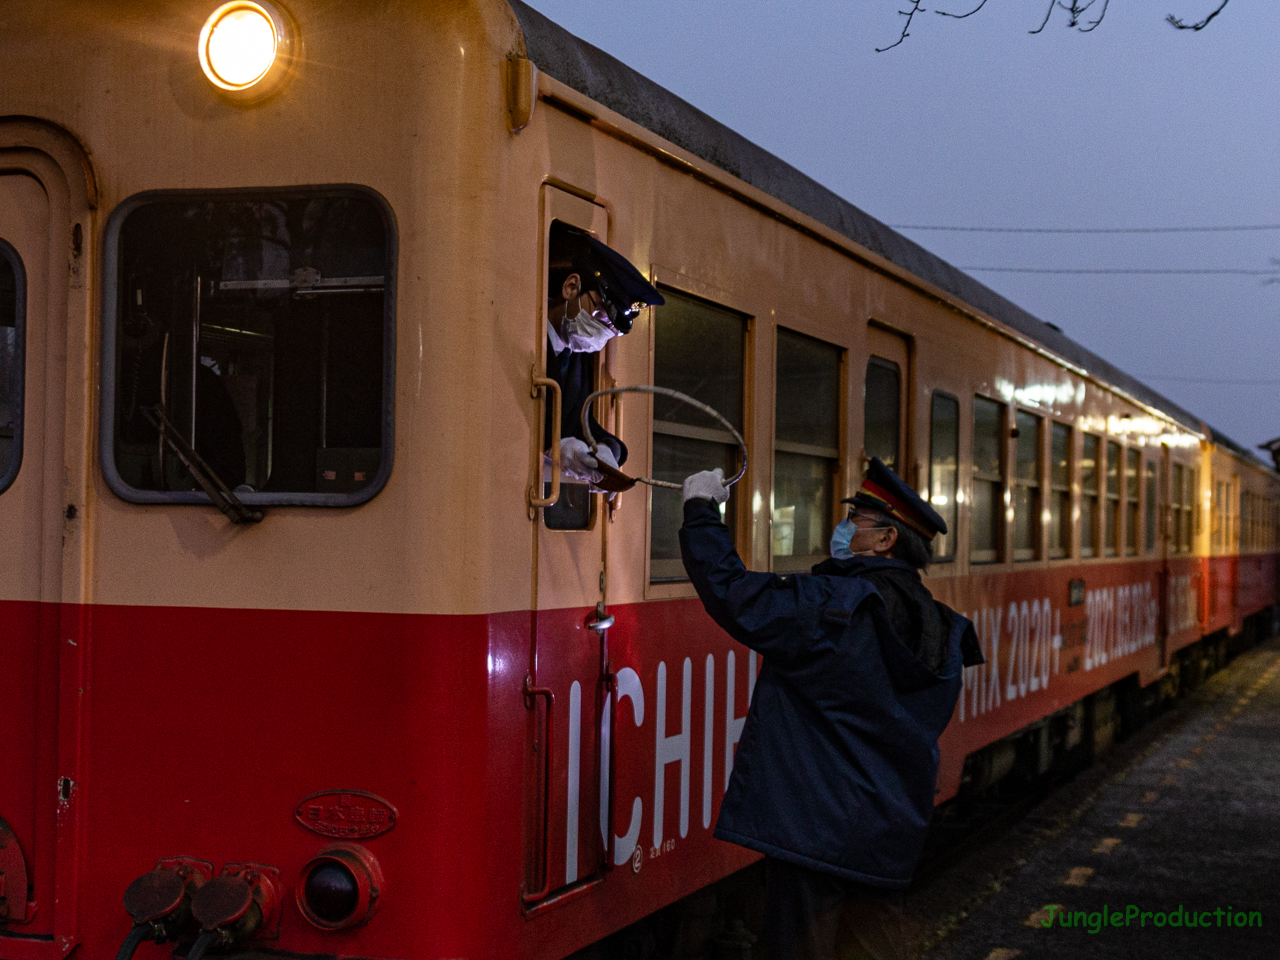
913, 636, 1280, 959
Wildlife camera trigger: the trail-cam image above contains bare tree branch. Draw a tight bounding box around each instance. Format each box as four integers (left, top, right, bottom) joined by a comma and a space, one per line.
1168, 0, 1230, 30
882, 0, 1229, 47
936, 0, 990, 19
1030, 0, 1057, 34
877, 0, 928, 52
1079, 0, 1112, 32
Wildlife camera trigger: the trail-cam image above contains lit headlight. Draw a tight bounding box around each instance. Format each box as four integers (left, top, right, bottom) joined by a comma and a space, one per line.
199, 2, 291, 92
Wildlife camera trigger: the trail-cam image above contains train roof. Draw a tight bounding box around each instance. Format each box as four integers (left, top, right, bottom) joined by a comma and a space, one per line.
510, 1, 1273, 473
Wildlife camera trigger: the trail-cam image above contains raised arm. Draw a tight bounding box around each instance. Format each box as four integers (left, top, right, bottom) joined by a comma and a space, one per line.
679, 492, 871, 670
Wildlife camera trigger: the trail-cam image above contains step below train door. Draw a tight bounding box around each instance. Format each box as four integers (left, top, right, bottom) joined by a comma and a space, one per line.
523, 186, 613, 911
0, 151, 69, 946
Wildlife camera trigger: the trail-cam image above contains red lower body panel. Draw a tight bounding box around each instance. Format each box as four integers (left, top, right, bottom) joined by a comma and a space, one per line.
1, 556, 1275, 960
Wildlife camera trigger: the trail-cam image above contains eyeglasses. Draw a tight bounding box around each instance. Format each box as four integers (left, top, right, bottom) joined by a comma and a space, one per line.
847, 508, 880, 525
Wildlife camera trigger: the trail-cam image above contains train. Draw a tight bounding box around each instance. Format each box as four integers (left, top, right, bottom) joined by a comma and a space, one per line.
1, 2, 1276, 959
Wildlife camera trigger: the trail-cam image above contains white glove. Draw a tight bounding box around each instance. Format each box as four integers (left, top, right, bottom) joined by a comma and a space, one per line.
683, 468, 729, 504
595, 444, 620, 472
560, 436, 602, 484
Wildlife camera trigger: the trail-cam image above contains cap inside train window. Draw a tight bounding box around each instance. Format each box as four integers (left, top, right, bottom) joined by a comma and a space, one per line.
102, 187, 395, 507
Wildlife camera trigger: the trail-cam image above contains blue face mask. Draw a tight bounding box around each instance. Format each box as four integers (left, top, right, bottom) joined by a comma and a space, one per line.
830, 515, 892, 560
829, 518, 856, 560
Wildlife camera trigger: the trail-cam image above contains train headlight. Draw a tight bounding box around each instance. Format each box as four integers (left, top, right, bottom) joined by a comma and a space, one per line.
296, 845, 382, 930
199, 2, 292, 93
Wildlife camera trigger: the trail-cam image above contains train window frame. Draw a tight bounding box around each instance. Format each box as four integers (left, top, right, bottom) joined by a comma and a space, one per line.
1212, 480, 1223, 553
970, 394, 1005, 565
646, 285, 749, 585
1081, 433, 1100, 558
928, 390, 960, 563
864, 356, 902, 476
1104, 440, 1121, 557
1190, 469, 1200, 546
771, 327, 843, 574
1172, 462, 1187, 554
1012, 410, 1041, 561
1144, 459, 1158, 554
1218, 478, 1228, 552
1048, 422, 1071, 559
1124, 447, 1140, 557
0, 240, 26, 495
99, 185, 397, 509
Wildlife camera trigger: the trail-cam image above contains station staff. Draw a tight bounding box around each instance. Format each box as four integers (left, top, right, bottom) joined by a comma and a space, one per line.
545, 223, 664, 488
679, 459, 983, 960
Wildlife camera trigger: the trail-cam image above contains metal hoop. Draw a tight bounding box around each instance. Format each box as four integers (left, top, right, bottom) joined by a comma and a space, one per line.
580, 385, 748, 489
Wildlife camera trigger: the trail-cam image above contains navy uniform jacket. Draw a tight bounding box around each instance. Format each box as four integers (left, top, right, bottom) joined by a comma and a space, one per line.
679, 498, 977, 888
545, 340, 627, 466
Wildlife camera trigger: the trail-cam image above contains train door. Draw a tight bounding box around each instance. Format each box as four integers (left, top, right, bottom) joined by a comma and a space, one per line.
0, 168, 59, 936
864, 324, 911, 480
524, 187, 612, 908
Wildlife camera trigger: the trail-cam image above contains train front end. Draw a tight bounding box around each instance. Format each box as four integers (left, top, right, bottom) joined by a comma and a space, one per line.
0, 3, 543, 958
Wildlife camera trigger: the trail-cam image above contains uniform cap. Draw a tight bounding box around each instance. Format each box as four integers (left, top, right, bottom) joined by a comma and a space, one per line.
842, 457, 947, 538
581, 234, 664, 334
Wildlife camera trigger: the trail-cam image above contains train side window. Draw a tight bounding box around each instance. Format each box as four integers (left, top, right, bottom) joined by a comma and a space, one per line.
1212, 481, 1223, 552
1013, 411, 1041, 561
1172, 463, 1186, 553
864, 358, 900, 474
1145, 459, 1158, 553
1242, 491, 1250, 552
1125, 448, 1140, 556
1104, 441, 1121, 556
1190, 469, 1199, 545
103, 189, 394, 507
929, 392, 959, 561
649, 289, 746, 582
970, 396, 1004, 563
1049, 423, 1071, 558
772, 329, 841, 573
1081, 434, 1100, 557
0, 242, 24, 494
1218, 483, 1228, 552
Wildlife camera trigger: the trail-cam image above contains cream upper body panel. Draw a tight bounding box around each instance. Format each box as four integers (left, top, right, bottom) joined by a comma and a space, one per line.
0, 2, 1244, 618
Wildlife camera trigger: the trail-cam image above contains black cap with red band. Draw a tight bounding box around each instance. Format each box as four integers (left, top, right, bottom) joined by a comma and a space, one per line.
842, 457, 947, 539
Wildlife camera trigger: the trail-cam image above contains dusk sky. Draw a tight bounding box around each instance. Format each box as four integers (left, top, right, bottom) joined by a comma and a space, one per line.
524, 1, 1280, 453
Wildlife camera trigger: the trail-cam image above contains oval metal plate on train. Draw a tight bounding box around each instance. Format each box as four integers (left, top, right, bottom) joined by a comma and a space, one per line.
294, 790, 398, 839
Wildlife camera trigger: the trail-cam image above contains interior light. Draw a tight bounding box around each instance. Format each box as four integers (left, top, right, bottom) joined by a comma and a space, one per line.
199, 2, 286, 91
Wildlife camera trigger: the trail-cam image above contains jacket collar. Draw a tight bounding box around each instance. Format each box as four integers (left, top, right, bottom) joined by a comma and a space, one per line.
809, 555, 920, 579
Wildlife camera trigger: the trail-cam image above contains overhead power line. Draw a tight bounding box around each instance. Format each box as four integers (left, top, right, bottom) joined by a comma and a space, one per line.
894, 224, 1280, 234
959, 267, 1280, 275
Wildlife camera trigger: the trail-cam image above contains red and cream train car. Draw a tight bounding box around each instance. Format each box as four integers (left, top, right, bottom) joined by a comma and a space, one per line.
1, 3, 1276, 960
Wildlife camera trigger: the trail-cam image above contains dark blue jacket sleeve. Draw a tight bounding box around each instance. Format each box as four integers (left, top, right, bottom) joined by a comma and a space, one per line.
678, 498, 873, 670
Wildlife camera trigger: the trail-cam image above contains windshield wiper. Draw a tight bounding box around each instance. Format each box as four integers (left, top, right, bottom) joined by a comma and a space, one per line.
143, 405, 263, 524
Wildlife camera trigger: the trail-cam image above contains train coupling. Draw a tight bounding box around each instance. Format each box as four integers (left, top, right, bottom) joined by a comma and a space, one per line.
187, 862, 282, 960
116, 857, 213, 960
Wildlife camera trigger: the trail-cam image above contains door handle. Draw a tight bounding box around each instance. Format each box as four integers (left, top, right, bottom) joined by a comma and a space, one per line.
529, 364, 562, 510
587, 615, 614, 634
521, 676, 555, 904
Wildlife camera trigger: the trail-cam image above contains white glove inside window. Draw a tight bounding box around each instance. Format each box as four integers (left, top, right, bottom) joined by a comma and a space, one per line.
560, 436, 603, 484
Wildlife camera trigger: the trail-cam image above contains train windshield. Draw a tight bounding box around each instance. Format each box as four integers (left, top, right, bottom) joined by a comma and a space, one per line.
107, 190, 393, 505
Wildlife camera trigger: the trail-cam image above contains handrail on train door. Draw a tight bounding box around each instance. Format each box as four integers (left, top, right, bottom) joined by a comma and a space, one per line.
529, 365, 562, 510
521, 676, 555, 904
